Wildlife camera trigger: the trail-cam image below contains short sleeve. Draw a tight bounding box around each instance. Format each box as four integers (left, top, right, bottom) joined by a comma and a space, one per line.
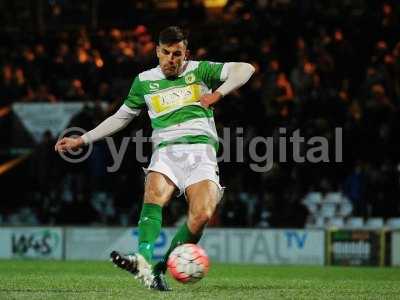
196, 61, 225, 89
124, 76, 146, 109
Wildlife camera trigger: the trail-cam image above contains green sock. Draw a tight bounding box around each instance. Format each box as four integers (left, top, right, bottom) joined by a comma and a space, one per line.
138, 203, 162, 263
154, 222, 202, 274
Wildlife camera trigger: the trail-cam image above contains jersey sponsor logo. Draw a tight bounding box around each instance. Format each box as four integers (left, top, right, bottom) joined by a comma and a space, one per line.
184, 72, 196, 84
150, 84, 201, 113
149, 82, 160, 91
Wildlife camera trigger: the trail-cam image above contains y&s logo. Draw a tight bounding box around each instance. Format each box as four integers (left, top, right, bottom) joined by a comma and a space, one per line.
12, 229, 61, 258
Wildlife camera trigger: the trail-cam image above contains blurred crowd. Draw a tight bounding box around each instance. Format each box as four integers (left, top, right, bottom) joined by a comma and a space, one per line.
1, 0, 400, 227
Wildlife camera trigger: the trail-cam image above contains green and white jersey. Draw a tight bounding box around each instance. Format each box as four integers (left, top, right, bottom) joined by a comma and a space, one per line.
124, 60, 230, 152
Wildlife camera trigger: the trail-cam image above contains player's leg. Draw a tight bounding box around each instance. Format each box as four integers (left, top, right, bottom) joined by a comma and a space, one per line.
111, 171, 176, 288
154, 179, 219, 274
186, 179, 219, 233
138, 171, 176, 263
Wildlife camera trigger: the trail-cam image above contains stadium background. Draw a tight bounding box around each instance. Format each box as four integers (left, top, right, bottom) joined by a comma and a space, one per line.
0, 0, 400, 266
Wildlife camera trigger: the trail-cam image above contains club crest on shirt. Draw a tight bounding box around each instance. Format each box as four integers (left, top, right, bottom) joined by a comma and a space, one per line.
184, 73, 196, 84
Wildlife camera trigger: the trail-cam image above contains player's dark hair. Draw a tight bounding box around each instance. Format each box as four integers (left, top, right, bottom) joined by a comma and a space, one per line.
158, 26, 188, 46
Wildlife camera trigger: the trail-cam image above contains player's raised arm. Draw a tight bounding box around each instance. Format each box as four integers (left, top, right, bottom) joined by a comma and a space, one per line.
200, 62, 255, 108
54, 104, 140, 153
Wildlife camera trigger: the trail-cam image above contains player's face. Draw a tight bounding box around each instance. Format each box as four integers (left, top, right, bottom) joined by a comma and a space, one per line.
157, 41, 187, 77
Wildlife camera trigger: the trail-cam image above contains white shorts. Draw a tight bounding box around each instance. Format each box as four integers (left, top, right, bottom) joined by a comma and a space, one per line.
145, 144, 223, 200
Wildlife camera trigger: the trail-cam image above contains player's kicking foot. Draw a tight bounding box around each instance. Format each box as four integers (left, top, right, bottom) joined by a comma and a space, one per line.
150, 273, 172, 291
110, 250, 154, 288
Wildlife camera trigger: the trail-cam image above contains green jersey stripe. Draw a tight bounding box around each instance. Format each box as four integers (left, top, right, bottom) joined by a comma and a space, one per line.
156, 134, 219, 152
151, 105, 214, 129
138, 73, 198, 95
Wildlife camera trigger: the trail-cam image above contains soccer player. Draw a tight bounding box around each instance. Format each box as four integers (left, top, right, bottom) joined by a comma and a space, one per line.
55, 26, 254, 291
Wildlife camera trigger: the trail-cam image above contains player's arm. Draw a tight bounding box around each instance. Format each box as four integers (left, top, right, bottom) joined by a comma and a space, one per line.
55, 76, 145, 153
200, 62, 255, 108
54, 105, 140, 152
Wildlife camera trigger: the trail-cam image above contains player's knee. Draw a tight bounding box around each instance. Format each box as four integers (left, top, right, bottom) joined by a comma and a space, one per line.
144, 188, 167, 205
189, 208, 214, 229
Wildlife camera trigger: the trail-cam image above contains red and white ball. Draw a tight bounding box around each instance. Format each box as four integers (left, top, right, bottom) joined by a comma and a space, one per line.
167, 243, 209, 283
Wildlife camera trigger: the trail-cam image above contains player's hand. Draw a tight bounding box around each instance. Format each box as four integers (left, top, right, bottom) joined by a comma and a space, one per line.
200, 92, 223, 108
54, 137, 84, 153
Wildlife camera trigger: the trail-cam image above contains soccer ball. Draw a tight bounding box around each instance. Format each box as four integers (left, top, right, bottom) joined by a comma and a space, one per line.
167, 243, 209, 283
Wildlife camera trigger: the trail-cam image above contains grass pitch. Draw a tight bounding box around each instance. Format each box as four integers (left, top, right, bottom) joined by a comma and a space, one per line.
0, 260, 399, 299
